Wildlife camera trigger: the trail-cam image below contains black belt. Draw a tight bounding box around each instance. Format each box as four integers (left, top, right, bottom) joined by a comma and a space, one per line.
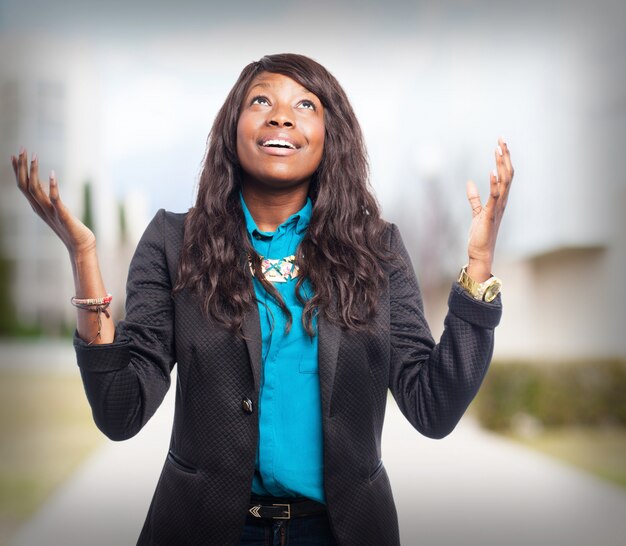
248, 495, 327, 520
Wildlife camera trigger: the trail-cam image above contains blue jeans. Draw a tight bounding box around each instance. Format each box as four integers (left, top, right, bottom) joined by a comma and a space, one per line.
239, 511, 338, 545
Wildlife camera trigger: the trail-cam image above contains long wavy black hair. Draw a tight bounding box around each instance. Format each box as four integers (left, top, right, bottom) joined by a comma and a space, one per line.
173, 53, 393, 336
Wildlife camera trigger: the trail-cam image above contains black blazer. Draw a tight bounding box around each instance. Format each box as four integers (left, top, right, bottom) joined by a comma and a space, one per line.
74, 209, 502, 546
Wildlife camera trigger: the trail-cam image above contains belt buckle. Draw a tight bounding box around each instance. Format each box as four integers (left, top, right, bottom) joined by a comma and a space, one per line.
272, 503, 291, 519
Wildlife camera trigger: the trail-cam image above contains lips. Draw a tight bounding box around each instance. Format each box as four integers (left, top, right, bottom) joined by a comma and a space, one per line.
262, 138, 296, 149
256, 134, 301, 157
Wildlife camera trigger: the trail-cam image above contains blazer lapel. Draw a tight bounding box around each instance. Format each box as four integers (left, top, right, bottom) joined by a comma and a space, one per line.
318, 315, 341, 418
242, 304, 341, 415
241, 306, 262, 393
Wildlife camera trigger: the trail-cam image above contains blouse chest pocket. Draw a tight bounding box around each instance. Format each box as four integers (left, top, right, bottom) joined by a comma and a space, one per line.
298, 352, 319, 374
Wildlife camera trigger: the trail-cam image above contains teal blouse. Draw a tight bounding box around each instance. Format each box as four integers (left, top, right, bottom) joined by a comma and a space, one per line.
240, 193, 325, 504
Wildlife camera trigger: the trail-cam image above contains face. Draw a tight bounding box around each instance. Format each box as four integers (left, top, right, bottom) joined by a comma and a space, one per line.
236, 72, 325, 190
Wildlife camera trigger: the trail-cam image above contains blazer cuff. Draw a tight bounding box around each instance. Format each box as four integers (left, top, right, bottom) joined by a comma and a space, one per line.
448, 282, 502, 330
73, 329, 132, 372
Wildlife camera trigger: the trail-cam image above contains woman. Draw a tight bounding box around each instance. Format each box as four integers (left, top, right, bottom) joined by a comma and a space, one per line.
12, 53, 513, 546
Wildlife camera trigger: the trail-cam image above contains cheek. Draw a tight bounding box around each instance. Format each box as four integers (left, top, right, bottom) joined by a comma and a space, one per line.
236, 119, 254, 162
236, 119, 246, 146
310, 119, 325, 152
237, 113, 255, 142
314, 127, 325, 162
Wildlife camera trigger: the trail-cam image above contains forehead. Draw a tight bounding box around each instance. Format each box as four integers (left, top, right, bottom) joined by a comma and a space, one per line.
245, 72, 316, 96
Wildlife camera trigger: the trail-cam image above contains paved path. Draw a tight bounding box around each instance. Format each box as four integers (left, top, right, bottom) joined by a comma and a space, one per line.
7, 367, 626, 546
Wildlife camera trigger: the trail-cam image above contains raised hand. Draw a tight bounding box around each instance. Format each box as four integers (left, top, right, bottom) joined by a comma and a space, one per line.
465, 137, 514, 282
12, 148, 114, 343
11, 148, 96, 257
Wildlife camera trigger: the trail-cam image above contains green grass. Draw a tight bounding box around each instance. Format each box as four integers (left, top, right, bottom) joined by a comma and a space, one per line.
469, 359, 626, 491
504, 426, 626, 490
0, 372, 105, 546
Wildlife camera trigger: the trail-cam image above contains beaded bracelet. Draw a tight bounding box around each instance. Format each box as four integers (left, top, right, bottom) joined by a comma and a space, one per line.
70, 294, 112, 345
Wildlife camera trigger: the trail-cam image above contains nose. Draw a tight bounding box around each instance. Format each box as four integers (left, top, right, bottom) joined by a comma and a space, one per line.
267, 105, 294, 128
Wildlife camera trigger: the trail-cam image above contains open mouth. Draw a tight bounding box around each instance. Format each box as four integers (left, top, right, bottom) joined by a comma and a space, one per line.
260, 138, 298, 150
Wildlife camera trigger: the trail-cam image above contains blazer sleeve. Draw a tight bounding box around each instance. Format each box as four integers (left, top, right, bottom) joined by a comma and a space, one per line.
388, 223, 502, 439
73, 209, 176, 441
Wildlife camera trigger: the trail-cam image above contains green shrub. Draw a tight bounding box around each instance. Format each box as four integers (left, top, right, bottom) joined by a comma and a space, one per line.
472, 359, 626, 431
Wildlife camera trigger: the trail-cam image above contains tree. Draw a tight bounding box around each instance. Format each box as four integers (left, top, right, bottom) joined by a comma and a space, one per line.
81, 180, 94, 234
0, 221, 16, 335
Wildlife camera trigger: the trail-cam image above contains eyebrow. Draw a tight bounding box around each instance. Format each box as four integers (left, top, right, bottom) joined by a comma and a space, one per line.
248, 82, 315, 96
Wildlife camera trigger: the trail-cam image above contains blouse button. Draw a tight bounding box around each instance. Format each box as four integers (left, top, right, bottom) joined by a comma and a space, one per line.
242, 398, 254, 414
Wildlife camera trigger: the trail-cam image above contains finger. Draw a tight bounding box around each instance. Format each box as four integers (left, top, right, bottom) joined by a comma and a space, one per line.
49, 170, 65, 212
33, 170, 66, 241
28, 153, 42, 195
498, 137, 514, 203
11, 155, 18, 179
466, 179, 483, 217
16, 148, 29, 191
49, 170, 60, 203
482, 169, 500, 219
28, 155, 56, 220
16, 151, 47, 218
48, 171, 72, 226
16, 153, 58, 231
494, 144, 506, 192
490, 168, 500, 198
499, 137, 514, 177
496, 138, 512, 191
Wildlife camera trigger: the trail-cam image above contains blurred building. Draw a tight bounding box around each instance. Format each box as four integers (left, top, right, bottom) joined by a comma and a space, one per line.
413, 187, 625, 362
392, 12, 626, 363
0, 33, 145, 334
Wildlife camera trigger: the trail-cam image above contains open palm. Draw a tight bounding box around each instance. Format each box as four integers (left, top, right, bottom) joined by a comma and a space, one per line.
465, 138, 514, 277
12, 149, 96, 256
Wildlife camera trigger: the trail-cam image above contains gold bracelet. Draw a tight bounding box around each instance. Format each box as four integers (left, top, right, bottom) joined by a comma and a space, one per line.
458, 266, 502, 303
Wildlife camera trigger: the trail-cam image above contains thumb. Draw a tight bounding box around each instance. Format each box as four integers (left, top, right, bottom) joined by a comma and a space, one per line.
466, 180, 482, 217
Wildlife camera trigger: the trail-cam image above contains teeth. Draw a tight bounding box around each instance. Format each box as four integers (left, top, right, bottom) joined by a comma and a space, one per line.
262, 139, 295, 149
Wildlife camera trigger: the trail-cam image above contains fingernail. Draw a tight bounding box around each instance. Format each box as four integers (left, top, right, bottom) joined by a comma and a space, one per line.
32, 153, 37, 163
497, 145, 503, 156
492, 168, 497, 178
50, 170, 55, 180
19, 146, 25, 155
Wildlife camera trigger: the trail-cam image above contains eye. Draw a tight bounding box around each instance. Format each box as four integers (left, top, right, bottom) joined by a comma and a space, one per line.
298, 100, 316, 110
250, 95, 269, 106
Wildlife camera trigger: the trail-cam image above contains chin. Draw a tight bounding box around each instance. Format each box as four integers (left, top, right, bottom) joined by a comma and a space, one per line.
247, 169, 313, 189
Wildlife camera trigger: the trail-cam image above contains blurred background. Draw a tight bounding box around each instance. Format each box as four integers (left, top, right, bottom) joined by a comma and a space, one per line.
0, 0, 624, 544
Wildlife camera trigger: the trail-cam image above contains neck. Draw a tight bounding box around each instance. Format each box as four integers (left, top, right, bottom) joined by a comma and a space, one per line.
241, 182, 309, 232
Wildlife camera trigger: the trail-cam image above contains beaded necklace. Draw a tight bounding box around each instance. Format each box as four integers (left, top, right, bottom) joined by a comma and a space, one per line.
249, 255, 299, 283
